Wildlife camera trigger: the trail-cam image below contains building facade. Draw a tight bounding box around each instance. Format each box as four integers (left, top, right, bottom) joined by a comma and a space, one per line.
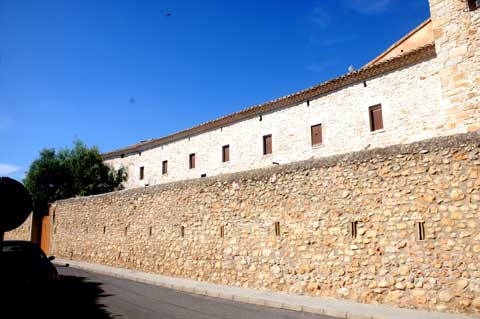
7, 1, 480, 316
104, 0, 479, 190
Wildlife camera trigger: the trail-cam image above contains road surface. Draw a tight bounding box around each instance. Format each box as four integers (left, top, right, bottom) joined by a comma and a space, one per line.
57, 266, 337, 319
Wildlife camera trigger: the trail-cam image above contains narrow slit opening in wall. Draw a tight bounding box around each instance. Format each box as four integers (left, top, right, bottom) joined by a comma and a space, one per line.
349, 221, 358, 239
124, 226, 128, 236
220, 225, 225, 238
306, 99, 310, 106
415, 222, 426, 241
103, 226, 106, 234
274, 221, 280, 237
180, 226, 185, 238
149, 226, 153, 237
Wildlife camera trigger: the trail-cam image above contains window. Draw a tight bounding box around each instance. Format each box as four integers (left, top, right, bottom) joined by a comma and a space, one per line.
349, 221, 358, 239
263, 135, 272, 155
139, 166, 144, 180
274, 221, 280, 237
415, 222, 426, 241
189, 153, 196, 169
311, 124, 322, 146
201, 174, 207, 178
222, 145, 230, 162
162, 160, 168, 175
468, 0, 479, 10
369, 104, 384, 131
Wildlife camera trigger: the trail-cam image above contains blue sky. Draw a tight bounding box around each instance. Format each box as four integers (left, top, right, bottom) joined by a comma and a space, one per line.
0, 0, 430, 181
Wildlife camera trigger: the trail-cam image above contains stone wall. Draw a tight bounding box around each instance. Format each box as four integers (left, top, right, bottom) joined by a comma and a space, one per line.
104, 0, 480, 192
106, 56, 444, 189
429, 0, 480, 132
4, 213, 32, 241
53, 132, 480, 316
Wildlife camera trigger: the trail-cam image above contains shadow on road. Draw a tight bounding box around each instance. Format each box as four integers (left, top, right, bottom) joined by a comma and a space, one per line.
0, 267, 114, 319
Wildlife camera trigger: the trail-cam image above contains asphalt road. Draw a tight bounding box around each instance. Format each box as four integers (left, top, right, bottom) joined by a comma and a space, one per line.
57, 266, 337, 319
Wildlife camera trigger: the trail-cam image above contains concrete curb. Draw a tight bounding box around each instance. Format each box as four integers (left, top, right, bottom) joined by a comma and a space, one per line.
54, 258, 476, 319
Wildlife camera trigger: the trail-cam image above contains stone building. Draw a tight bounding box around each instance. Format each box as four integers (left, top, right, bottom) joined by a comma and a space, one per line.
6, 0, 480, 316
103, 0, 479, 190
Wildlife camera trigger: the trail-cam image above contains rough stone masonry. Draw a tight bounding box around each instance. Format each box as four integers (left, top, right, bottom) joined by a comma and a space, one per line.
49, 132, 480, 316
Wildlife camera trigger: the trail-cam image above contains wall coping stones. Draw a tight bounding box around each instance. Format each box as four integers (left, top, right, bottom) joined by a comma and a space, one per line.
56, 130, 480, 204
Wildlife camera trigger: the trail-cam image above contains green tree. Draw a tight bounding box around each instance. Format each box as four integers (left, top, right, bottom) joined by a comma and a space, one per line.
24, 140, 127, 212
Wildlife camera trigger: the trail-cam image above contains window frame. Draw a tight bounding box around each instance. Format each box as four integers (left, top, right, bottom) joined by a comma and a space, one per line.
189, 153, 196, 169
311, 124, 323, 146
369, 104, 384, 132
162, 160, 168, 175
263, 134, 272, 155
222, 145, 230, 162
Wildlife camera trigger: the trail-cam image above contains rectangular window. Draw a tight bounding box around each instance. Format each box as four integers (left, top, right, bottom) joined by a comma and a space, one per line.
468, 0, 479, 10
222, 145, 230, 162
274, 221, 280, 237
349, 221, 358, 239
415, 222, 426, 241
263, 135, 272, 155
369, 105, 384, 131
311, 124, 323, 146
189, 153, 196, 169
162, 161, 168, 175
139, 166, 144, 180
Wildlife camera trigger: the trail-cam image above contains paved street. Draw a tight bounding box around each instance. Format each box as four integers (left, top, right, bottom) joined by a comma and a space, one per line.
57, 266, 336, 319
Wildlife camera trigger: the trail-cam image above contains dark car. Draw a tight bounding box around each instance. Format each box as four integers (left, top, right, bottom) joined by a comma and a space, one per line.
0, 240, 58, 283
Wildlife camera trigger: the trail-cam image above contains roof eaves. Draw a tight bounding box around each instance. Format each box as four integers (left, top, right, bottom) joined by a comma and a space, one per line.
103, 44, 436, 159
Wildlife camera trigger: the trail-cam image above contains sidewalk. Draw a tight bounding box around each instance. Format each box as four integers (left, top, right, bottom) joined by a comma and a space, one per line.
54, 258, 475, 319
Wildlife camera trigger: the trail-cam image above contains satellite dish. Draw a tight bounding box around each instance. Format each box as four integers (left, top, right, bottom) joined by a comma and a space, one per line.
0, 177, 32, 233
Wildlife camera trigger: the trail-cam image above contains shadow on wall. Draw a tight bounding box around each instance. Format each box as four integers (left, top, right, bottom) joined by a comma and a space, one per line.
0, 267, 113, 319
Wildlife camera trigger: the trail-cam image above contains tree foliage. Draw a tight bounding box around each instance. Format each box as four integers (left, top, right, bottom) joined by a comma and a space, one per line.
24, 140, 127, 212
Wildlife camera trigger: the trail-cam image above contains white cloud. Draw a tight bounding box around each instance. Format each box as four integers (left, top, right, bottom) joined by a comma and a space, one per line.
343, 0, 393, 14
0, 163, 20, 175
